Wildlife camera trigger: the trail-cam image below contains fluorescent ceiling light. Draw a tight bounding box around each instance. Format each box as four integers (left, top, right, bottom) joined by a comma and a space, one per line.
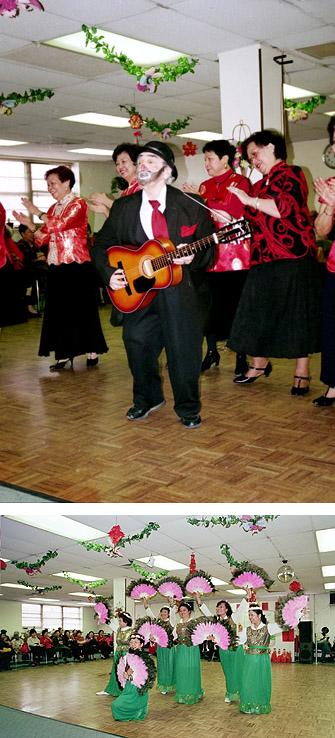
137, 556, 188, 570
322, 565, 335, 577
68, 591, 95, 597
0, 139, 28, 146
283, 83, 316, 99
316, 528, 335, 553
324, 583, 335, 590
212, 577, 228, 585
62, 113, 129, 128
29, 598, 61, 602
0, 583, 33, 589
226, 589, 247, 595
53, 572, 104, 581
178, 131, 222, 141
68, 148, 114, 155
46, 30, 181, 66
324, 111, 335, 117
0, 558, 10, 562
5, 515, 107, 541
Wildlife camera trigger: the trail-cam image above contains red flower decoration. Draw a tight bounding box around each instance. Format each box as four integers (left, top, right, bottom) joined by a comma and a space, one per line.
289, 580, 302, 593
182, 141, 197, 157
189, 552, 197, 574
0, 560, 7, 570
108, 525, 125, 546
25, 567, 42, 575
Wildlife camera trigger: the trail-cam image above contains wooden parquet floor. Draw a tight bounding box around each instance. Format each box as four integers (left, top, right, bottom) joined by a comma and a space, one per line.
1, 308, 335, 502
0, 658, 334, 737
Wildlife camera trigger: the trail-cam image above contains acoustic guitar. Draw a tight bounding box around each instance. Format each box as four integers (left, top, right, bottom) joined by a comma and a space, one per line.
106, 218, 251, 313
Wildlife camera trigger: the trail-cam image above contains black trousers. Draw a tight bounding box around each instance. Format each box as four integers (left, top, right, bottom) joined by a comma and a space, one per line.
122, 283, 204, 419
320, 271, 335, 387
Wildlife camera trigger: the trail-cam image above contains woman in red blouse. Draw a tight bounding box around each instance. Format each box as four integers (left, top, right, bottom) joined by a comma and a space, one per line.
227, 130, 322, 394
89, 143, 141, 218
13, 165, 108, 370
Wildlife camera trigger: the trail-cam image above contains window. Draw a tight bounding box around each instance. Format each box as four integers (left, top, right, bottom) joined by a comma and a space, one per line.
22, 603, 83, 631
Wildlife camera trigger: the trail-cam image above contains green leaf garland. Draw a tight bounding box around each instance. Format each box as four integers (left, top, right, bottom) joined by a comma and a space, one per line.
11, 550, 59, 570
0, 88, 54, 116
78, 521, 160, 554
17, 579, 62, 593
130, 561, 168, 582
188, 515, 278, 534
120, 104, 191, 138
62, 572, 107, 589
284, 94, 326, 114
82, 25, 198, 90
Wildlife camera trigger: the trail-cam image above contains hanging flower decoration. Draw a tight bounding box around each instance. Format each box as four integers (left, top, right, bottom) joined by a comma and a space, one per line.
24, 567, 42, 576
107, 525, 126, 556
189, 552, 197, 574
0, 0, 44, 17
184, 570, 215, 595
188, 515, 278, 535
284, 94, 326, 122
82, 25, 198, 94
11, 550, 58, 572
62, 573, 107, 591
94, 595, 113, 625
221, 544, 274, 591
126, 579, 157, 600
130, 562, 169, 583
116, 651, 156, 694
289, 580, 304, 594
120, 105, 191, 141
0, 88, 54, 116
17, 579, 62, 594
157, 576, 185, 601
191, 620, 230, 650
0, 560, 7, 570
182, 141, 197, 156
79, 521, 160, 557
136, 619, 170, 648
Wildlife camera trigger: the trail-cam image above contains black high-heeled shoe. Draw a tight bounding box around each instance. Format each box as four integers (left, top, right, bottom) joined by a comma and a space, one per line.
233, 361, 272, 384
201, 349, 220, 372
49, 358, 73, 372
313, 388, 335, 407
234, 353, 248, 376
86, 357, 99, 367
291, 375, 311, 396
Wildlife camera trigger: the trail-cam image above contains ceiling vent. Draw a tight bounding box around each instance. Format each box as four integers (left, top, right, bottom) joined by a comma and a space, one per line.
297, 42, 335, 59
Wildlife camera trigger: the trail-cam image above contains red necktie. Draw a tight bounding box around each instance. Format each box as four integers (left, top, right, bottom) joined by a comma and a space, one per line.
149, 199, 169, 240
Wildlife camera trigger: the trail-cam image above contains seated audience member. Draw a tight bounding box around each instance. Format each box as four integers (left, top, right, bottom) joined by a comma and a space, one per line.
40, 628, 57, 662
97, 630, 112, 659
83, 631, 99, 660
27, 628, 45, 665
0, 633, 14, 670
19, 634, 31, 661
52, 629, 72, 662
11, 631, 23, 653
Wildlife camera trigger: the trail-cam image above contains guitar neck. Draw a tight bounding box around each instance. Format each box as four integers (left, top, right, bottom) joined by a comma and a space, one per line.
152, 219, 250, 272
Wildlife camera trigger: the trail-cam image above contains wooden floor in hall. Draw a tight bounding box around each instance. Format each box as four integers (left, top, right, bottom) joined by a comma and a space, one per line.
0, 658, 333, 738
1, 307, 335, 503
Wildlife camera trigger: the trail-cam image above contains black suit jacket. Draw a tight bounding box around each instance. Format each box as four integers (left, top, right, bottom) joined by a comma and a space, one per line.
92, 185, 214, 288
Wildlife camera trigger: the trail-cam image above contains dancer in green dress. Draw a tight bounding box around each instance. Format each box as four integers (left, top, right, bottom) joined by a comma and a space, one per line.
143, 597, 176, 694
196, 593, 247, 703
174, 602, 204, 705
239, 605, 281, 715
112, 634, 156, 722
96, 611, 133, 696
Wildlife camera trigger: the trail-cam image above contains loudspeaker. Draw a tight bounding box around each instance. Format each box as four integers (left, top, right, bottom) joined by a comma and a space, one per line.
299, 642, 313, 663
298, 620, 313, 642
330, 592, 335, 605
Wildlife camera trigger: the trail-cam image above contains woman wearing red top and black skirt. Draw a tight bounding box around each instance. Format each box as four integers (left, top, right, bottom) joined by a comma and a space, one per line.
13, 165, 108, 371
227, 130, 322, 394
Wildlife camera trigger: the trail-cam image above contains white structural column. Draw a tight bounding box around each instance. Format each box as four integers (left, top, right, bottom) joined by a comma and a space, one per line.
218, 45, 284, 139
113, 577, 129, 614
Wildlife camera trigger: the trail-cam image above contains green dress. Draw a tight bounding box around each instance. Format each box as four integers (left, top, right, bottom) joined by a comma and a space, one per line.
219, 617, 244, 701
156, 645, 175, 693
105, 627, 132, 696
112, 680, 148, 721
239, 624, 272, 714
175, 620, 203, 705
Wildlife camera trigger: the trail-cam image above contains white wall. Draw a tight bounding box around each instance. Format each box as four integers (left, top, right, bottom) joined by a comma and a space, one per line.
79, 160, 114, 233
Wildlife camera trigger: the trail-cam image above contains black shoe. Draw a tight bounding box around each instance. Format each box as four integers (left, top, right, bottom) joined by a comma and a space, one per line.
291, 375, 310, 396
181, 415, 201, 429
233, 362, 272, 384
201, 349, 220, 372
86, 357, 99, 367
126, 400, 166, 420
49, 358, 73, 372
313, 390, 335, 407
234, 353, 248, 375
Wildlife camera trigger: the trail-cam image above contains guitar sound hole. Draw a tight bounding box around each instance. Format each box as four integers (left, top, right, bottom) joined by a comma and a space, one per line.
133, 276, 156, 293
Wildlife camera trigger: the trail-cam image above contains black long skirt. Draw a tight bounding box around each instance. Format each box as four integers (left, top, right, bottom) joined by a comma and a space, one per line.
39, 262, 108, 359
228, 255, 322, 358
205, 270, 249, 340
0, 262, 27, 326
320, 271, 335, 387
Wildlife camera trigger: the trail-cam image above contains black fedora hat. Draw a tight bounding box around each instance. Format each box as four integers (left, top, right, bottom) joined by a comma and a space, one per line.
139, 140, 178, 180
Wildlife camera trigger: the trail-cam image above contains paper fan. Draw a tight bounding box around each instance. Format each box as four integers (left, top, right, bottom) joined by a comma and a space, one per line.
157, 577, 184, 600
137, 621, 169, 648
276, 593, 308, 630
184, 570, 214, 595
117, 653, 148, 690
191, 620, 230, 650
126, 579, 157, 600
232, 571, 265, 590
